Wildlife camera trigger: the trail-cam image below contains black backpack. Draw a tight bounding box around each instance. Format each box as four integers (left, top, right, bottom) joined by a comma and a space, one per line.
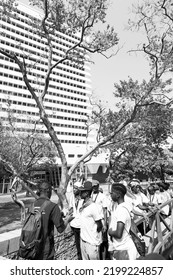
18, 200, 50, 259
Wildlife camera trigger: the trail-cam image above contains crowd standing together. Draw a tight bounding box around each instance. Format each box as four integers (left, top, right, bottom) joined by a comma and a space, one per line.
21, 177, 173, 260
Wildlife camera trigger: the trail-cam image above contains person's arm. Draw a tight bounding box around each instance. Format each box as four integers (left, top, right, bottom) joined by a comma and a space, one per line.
63, 212, 74, 226
108, 221, 124, 239
52, 205, 74, 233
102, 207, 108, 231
136, 204, 148, 211
132, 209, 149, 224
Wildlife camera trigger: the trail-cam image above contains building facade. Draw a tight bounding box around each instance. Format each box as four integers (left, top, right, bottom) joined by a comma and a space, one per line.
0, 1, 93, 168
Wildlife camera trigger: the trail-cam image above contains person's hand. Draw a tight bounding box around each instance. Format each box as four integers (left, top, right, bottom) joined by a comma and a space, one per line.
143, 214, 149, 225
68, 207, 73, 215
108, 228, 113, 236
102, 224, 107, 232
108, 228, 113, 241
64, 212, 74, 223
148, 206, 157, 213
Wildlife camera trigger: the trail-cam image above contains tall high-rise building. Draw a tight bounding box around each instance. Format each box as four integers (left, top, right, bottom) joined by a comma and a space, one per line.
0, 1, 93, 163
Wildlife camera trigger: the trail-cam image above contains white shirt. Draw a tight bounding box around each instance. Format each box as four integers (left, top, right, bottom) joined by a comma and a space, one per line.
69, 193, 83, 228
133, 192, 149, 213
80, 202, 102, 245
109, 202, 138, 259
157, 191, 171, 216
92, 192, 108, 218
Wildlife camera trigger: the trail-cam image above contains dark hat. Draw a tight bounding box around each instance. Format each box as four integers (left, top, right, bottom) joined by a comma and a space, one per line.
154, 185, 159, 191
163, 182, 170, 190
92, 180, 99, 187
111, 183, 127, 195
159, 182, 169, 190
78, 180, 93, 191
157, 182, 165, 189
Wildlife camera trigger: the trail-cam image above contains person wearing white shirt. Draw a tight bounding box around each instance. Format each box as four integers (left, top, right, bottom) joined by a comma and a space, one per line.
91, 180, 110, 259
69, 182, 84, 259
79, 181, 103, 260
108, 183, 139, 260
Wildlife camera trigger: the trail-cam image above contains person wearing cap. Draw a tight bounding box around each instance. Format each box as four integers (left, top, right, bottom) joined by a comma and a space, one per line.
68, 181, 83, 260
91, 180, 109, 259
78, 180, 103, 260
33, 180, 73, 260
108, 183, 139, 260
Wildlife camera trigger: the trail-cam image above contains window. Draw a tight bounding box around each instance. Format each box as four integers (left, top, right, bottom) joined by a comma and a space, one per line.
68, 154, 75, 158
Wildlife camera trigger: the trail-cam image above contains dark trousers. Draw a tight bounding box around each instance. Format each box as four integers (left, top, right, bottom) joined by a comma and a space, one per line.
99, 230, 109, 260
71, 226, 82, 260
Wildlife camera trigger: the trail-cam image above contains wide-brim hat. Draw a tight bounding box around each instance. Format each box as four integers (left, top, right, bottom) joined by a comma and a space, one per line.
78, 180, 93, 191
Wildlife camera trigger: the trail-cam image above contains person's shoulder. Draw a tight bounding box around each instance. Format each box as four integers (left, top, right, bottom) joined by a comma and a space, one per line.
42, 199, 58, 211
117, 202, 130, 212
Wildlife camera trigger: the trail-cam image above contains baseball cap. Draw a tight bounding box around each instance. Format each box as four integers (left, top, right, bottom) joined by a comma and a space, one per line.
78, 181, 93, 191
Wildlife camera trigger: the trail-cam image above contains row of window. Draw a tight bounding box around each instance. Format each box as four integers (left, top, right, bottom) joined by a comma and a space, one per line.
1, 17, 81, 52
1, 59, 88, 97
1, 42, 84, 75
0, 115, 86, 130
0, 48, 86, 91
1, 89, 87, 103
1, 37, 85, 75
0, 107, 87, 123
0, 97, 87, 116
1, 81, 87, 108
13, 127, 86, 144
12, 6, 80, 42
1, 29, 84, 69
1, 56, 86, 78
1, 29, 86, 83
68, 154, 83, 158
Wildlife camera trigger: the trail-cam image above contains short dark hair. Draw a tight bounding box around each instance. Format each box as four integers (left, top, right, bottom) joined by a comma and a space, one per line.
37, 181, 51, 193
111, 183, 127, 196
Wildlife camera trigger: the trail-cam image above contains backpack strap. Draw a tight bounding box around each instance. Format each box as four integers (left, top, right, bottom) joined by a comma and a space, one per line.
29, 199, 50, 214
121, 205, 132, 234
122, 205, 139, 235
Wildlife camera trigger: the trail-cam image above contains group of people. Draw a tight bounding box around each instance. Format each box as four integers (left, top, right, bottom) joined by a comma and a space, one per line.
28, 177, 172, 260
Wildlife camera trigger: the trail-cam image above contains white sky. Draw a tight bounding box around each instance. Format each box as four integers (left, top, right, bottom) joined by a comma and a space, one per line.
19, 0, 151, 110
90, 0, 151, 109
